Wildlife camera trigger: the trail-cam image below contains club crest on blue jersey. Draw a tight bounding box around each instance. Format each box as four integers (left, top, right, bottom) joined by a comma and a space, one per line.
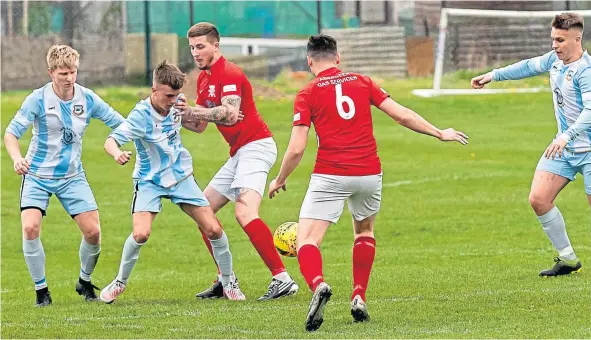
554, 87, 564, 106
61, 126, 75, 145
73, 104, 84, 116
166, 130, 178, 142
553, 87, 564, 107
566, 70, 574, 81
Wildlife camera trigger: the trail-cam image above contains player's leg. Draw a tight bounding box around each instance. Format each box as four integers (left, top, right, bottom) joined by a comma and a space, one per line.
20, 174, 52, 307
348, 174, 382, 323
100, 211, 156, 304
299, 218, 333, 332
172, 175, 245, 301
297, 218, 332, 291
530, 154, 580, 276
181, 203, 244, 301
100, 180, 161, 303
232, 139, 298, 300
56, 172, 102, 301
200, 185, 230, 265
194, 160, 233, 298
72, 211, 101, 301
235, 188, 299, 300
298, 174, 350, 332
195, 184, 231, 299
350, 216, 376, 323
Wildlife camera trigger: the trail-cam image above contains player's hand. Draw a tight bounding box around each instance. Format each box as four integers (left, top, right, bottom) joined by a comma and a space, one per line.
439, 128, 469, 145
218, 109, 245, 126
471, 73, 492, 89
114, 150, 132, 165
545, 137, 568, 159
13, 158, 30, 175
174, 95, 189, 116
268, 178, 287, 199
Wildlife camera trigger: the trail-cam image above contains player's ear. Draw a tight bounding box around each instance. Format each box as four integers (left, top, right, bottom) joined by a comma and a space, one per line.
335, 53, 341, 65
307, 55, 313, 68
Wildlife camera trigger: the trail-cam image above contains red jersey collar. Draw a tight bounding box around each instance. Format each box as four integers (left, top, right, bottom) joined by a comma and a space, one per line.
316, 67, 341, 78
206, 56, 226, 76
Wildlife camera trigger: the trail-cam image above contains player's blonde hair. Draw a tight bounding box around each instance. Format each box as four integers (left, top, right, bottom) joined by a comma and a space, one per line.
46, 45, 80, 71
153, 60, 186, 90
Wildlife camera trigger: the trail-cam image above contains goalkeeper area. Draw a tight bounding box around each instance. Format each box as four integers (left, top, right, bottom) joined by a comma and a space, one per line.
2, 71, 589, 338
413, 8, 591, 97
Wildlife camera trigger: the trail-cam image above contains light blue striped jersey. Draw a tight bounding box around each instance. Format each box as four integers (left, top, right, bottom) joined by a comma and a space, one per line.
5, 83, 124, 179
492, 50, 591, 152
109, 97, 193, 188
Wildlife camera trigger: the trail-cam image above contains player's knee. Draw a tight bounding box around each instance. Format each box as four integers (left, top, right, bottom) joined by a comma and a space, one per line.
132, 230, 151, 243
529, 192, 551, 213
22, 221, 41, 239
234, 205, 257, 227
202, 223, 223, 239
84, 227, 101, 245
207, 228, 223, 240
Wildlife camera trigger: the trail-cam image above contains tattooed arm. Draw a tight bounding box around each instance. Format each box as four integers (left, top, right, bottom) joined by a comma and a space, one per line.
186, 95, 243, 126
180, 103, 208, 133
182, 118, 208, 133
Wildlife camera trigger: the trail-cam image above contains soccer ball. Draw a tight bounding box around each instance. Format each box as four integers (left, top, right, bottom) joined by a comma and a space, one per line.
273, 222, 298, 257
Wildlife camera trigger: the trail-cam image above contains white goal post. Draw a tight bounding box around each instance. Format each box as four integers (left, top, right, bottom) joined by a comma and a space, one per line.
413, 8, 591, 97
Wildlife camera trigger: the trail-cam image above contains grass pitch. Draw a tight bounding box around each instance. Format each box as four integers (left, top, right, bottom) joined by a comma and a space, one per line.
1, 72, 590, 338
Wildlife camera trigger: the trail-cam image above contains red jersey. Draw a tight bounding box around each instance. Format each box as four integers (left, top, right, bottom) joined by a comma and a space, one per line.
196, 56, 272, 157
293, 67, 389, 176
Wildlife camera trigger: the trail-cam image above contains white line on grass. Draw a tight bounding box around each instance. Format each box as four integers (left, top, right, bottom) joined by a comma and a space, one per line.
383, 172, 515, 188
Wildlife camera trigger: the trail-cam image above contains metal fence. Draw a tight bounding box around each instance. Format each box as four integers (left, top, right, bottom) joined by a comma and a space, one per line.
1, 0, 126, 91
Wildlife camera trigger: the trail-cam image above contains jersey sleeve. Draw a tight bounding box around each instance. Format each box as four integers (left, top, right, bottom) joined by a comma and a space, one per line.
86, 89, 125, 129
368, 77, 390, 107
220, 70, 243, 100
5, 92, 39, 139
492, 50, 557, 81
108, 108, 147, 146
293, 89, 312, 127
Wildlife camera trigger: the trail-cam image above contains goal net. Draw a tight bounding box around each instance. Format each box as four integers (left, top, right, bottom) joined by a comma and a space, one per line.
413, 8, 591, 97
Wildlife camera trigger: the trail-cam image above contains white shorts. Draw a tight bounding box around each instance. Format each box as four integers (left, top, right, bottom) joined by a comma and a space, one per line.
299, 173, 383, 223
208, 137, 277, 201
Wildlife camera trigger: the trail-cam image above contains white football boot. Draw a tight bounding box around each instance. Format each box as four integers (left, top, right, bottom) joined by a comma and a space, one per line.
99, 279, 126, 304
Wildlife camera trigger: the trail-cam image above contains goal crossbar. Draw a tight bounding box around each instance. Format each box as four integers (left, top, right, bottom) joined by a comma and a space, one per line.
413, 8, 591, 97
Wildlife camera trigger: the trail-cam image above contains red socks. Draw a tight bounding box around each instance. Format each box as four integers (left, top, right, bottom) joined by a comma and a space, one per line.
243, 218, 286, 276
352, 236, 376, 301
297, 244, 324, 291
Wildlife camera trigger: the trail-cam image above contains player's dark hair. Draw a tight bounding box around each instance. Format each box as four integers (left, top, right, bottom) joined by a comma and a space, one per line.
153, 60, 185, 90
552, 12, 584, 31
307, 34, 338, 60
187, 22, 220, 44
